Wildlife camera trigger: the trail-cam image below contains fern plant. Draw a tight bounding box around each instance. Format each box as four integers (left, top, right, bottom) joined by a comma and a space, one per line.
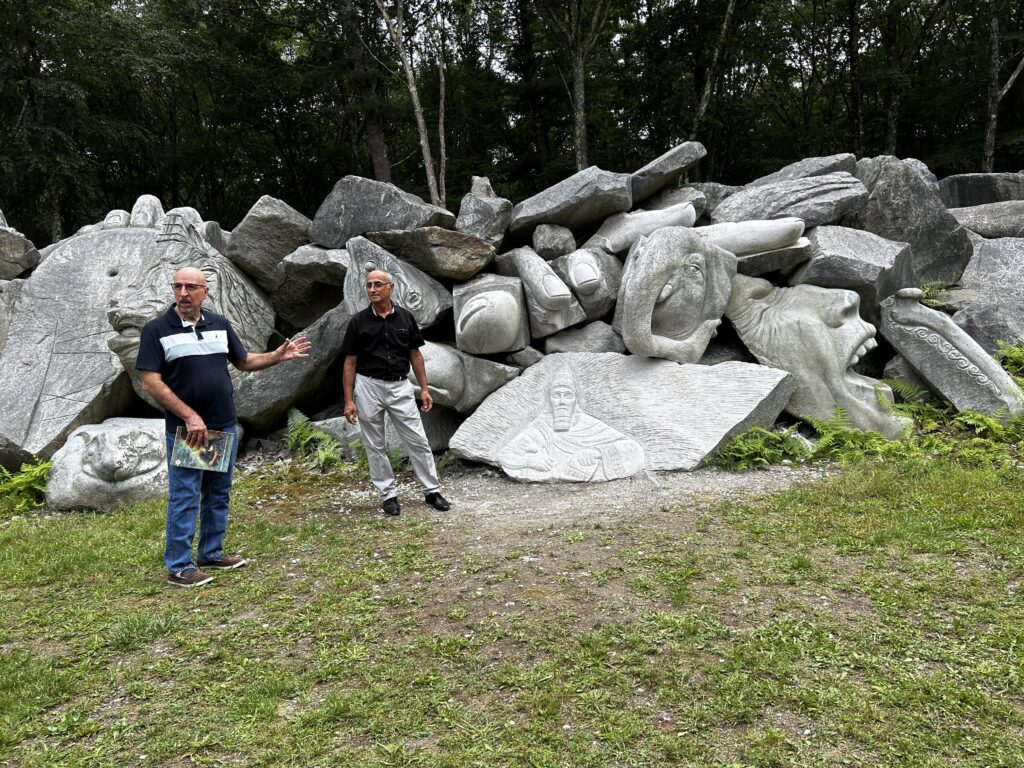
285, 409, 346, 471
712, 426, 810, 471
0, 460, 52, 512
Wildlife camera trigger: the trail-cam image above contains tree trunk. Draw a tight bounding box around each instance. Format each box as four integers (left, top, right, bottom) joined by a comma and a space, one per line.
847, 0, 864, 156
571, 50, 588, 170
346, 0, 391, 182
690, 0, 736, 142
438, 48, 447, 206
984, 0, 1001, 172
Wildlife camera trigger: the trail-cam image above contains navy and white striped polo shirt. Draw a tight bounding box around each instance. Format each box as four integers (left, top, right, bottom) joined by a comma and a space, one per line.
136, 305, 247, 431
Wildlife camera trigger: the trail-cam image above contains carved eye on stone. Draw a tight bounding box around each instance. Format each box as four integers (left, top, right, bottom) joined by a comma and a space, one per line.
363, 261, 376, 272
404, 286, 423, 309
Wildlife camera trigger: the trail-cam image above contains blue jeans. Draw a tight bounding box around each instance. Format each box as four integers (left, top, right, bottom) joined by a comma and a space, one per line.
164, 425, 238, 573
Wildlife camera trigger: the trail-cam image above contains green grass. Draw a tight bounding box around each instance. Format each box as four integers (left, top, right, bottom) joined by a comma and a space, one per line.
1, 456, 1022, 766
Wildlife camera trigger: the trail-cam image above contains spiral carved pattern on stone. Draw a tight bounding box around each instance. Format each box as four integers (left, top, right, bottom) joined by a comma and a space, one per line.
906, 326, 1000, 395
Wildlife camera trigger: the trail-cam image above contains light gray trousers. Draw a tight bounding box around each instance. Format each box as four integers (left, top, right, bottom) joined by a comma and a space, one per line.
353, 374, 441, 500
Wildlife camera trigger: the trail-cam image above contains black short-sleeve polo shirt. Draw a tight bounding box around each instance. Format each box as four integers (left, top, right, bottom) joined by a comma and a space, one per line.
136, 305, 248, 431
340, 303, 424, 379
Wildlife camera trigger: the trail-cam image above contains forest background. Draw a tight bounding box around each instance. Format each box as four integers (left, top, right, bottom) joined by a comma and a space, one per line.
4, 0, 1024, 249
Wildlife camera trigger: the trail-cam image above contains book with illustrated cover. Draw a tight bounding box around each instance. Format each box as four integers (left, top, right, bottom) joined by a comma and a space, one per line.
170, 427, 234, 472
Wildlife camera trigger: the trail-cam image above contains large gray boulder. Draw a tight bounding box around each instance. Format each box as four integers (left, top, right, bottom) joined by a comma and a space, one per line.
225, 195, 312, 291
951, 236, 1024, 350
508, 166, 633, 236
844, 155, 973, 289
684, 182, 739, 217
271, 244, 349, 330
235, 303, 353, 430
902, 158, 939, 194
495, 247, 587, 338
455, 176, 513, 249
449, 353, 795, 480
532, 224, 577, 260
948, 201, 1024, 238
46, 418, 168, 510
311, 175, 456, 249
630, 141, 707, 204
880, 289, 1023, 417
938, 172, 1024, 208
0, 226, 40, 279
414, 342, 520, 413
364, 227, 494, 281
0, 278, 24, 354
746, 153, 856, 188
711, 172, 868, 227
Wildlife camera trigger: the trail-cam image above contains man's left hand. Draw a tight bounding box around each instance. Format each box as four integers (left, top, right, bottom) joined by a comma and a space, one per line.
277, 335, 312, 361
420, 388, 433, 412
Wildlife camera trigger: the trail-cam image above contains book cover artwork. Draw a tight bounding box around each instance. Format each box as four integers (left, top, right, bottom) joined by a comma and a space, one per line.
170, 428, 234, 473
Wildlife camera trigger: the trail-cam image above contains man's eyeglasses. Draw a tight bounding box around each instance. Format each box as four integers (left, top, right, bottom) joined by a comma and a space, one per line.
365, 281, 392, 289
171, 283, 207, 293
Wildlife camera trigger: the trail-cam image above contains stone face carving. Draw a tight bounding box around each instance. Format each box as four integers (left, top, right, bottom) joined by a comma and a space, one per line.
544, 321, 626, 354
508, 166, 633, 236
746, 153, 857, 188
726, 275, 910, 439
951, 236, 1024, 350
880, 288, 1023, 417
106, 214, 275, 410
495, 246, 587, 338
271, 244, 348, 329
617, 227, 736, 364
550, 247, 622, 319
130, 195, 164, 228
712, 172, 868, 227
224, 195, 312, 291
583, 202, 696, 254
413, 342, 520, 412
453, 274, 530, 354
0, 226, 40, 280
311, 175, 456, 249
949, 201, 1024, 238
449, 353, 795, 478
364, 227, 494, 280
844, 155, 973, 289
532, 224, 577, 260
343, 237, 452, 329
938, 171, 1024, 208
46, 418, 168, 510
455, 176, 513, 249
630, 141, 707, 204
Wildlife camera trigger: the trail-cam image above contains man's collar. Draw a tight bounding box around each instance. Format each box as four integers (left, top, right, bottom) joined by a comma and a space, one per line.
371, 301, 395, 319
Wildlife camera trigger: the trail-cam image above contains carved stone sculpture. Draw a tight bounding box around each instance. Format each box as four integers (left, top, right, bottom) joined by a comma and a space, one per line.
455, 176, 513, 249
583, 202, 696, 254
364, 227, 494, 280
413, 342, 520, 413
103, 209, 131, 229
508, 166, 633, 236
225, 195, 312, 291
712, 172, 868, 227
130, 195, 164, 228
343, 237, 452, 329
453, 273, 530, 354
550, 247, 622, 319
694, 218, 810, 275
495, 246, 587, 338
879, 288, 1024, 417
46, 418, 167, 510
449, 353, 795, 478
726, 275, 910, 439
617, 227, 736, 364
644, 187, 707, 219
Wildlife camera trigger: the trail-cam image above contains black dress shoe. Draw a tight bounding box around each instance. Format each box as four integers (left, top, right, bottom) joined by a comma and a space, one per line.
424, 492, 450, 511
382, 497, 401, 516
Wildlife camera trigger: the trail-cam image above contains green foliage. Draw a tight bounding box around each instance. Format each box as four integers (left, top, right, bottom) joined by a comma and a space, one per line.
919, 280, 950, 309
285, 409, 345, 471
993, 341, 1024, 388
0, 460, 52, 512
711, 427, 810, 471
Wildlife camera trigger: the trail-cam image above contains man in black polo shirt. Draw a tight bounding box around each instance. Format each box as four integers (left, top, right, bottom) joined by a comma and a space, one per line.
137, 266, 311, 588
342, 268, 450, 516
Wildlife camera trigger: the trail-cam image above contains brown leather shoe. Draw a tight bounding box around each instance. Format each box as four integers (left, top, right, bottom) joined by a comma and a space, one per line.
197, 555, 247, 570
167, 568, 213, 587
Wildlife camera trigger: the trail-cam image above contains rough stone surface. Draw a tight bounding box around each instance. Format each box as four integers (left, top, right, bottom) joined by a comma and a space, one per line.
694, 218, 805, 256
684, 182, 739, 217
949, 201, 1024, 238
644, 187, 707, 218
727, 275, 910, 439
938, 171, 1024, 208
712, 172, 868, 227
311, 175, 456, 249
882, 353, 935, 395
455, 176, 513, 249
454, 274, 530, 355
414, 342, 520, 412
583, 202, 696, 254
550, 248, 622, 320
103, 210, 131, 229
532, 224, 577, 260
844, 156, 973, 290
951, 236, 1024, 350
495, 247, 587, 338
505, 346, 544, 368
0, 278, 24, 354
449, 353, 795, 480
0, 227, 40, 279
343, 237, 452, 329
0, 210, 6, 227
225, 195, 312, 291
617, 227, 736, 364
903, 158, 939, 194
130, 195, 164, 228
698, 338, 756, 366
46, 418, 167, 510
271, 244, 348, 330
544, 321, 626, 354
235, 303, 352, 430
880, 288, 1023, 417
508, 166, 633, 236
746, 153, 856, 188
630, 141, 707, 204
202, 221, 230, 254
365, 227, 494, 280
735, 240, 811, 276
